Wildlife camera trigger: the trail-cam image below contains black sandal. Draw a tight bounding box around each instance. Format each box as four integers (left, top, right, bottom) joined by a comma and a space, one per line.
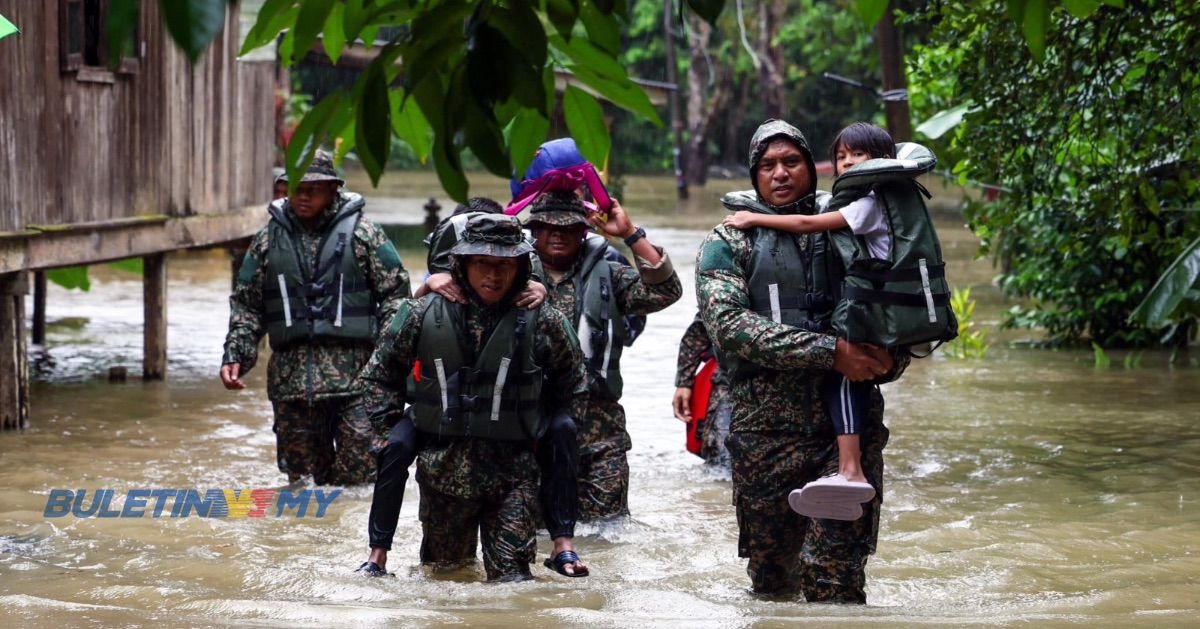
543, 550, 589, 577
355, 561, 390, 577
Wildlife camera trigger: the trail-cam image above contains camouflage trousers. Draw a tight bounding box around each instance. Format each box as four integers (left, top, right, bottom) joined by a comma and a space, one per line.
271, 396, 383, 486
727, 418, 889, 603
577, 439, 630, 521
576, 396, 632, 521
700, 380, 733, 472
417, 477, 538, 581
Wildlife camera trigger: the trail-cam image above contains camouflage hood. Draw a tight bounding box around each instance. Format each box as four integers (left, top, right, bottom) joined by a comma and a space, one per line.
449, 214, 533, 306
740, 119, 818, 215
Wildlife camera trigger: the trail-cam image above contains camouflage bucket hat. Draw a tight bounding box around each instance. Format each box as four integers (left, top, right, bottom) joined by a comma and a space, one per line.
450, 214, 534, 258
524, 190, 590, 227
286, 150, 345, 185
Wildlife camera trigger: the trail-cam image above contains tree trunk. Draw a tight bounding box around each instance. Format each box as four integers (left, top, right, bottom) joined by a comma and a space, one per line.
756, 0, 786, 119
877, 3, 913, 141
684, 15, 732, 187
664, 0, 688, 199
723, 78, 751, 166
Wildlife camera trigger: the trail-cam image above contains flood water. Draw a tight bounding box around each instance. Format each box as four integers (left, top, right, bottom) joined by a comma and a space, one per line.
3, 173, 1199, 628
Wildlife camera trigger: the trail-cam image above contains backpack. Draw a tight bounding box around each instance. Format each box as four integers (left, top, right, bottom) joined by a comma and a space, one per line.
824, 142, 958, 353
505, 138, 611, 216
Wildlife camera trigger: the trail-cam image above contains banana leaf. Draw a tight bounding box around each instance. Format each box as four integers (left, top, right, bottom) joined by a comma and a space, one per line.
1129, 235, 1200, 327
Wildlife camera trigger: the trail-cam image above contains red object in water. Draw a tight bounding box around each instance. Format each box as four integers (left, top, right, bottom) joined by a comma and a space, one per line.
686, 358, 717, 457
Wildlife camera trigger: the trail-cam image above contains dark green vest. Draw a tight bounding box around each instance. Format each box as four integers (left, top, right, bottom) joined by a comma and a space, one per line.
424, 211, 484, 275
718, 191, 833, 384
411, 296, 544, 440
571, 236, 628, 399
263, 193, 375, 351
824, 143, 958, 351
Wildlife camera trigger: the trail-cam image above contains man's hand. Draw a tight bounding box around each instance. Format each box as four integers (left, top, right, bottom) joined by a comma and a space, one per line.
220, 363, 246, 390
514, 280, 547, 309
424, 272, 465, 304
672, 387, 693, 423
831, 338, 893, 382
587, 198, 633, 239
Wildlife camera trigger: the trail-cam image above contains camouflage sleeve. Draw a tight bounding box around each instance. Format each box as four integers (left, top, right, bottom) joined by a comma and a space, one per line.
353, 297, 423, 407
675, 312, 711, 388
354, 218, 412, 327
611, 246, 683, 316
221, 228, 270, 372
534, 306, 589, 420
695, 225, 836, 371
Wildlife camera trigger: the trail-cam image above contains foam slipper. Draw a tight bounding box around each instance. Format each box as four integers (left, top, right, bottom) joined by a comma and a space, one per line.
355, 561, 391, 577
788, 474, 876, 521
543, 550, 589, 577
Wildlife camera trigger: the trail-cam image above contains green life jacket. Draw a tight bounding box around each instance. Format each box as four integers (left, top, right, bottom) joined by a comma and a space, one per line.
424, 211, 486, 275
824, 143, 958, 351
411, 295, 544, 440
263, 193, 375, 351
718, 190, 833, 383
570, 236, 629, 399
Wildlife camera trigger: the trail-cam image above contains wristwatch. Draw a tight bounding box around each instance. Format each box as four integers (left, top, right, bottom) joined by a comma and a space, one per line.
623, 226, 647, 247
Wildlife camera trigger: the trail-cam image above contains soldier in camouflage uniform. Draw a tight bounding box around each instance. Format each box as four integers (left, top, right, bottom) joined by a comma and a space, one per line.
672, 312, 732, 473
220, 151, 411, 486
353, 214, 588, 581
694, 120, 908, 602
525, 191, 683, 520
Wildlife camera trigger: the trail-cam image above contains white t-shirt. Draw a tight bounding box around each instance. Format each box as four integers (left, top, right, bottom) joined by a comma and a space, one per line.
837, 191, 890, 260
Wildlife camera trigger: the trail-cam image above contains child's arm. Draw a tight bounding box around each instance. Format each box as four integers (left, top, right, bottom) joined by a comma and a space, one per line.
723, 210, 849, 233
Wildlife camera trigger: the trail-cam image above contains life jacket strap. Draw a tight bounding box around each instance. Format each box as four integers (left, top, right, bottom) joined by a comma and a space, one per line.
265, 279, 370, 299
264, 304, 370, 324
848, 263, 945, 284
750, 291, 833, 313
842, 285, 951, 309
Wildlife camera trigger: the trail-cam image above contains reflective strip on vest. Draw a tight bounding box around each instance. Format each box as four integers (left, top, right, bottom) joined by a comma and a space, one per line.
769, 283, 782, 324
601, 319, 613, 377
492, 357, 511, 422
435, 358, 448, 414
334, 275, 344, 327
277, 274, 293, 327
919, 259, 937, 323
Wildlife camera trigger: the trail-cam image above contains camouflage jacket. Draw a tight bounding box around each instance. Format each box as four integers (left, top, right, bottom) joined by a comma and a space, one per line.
542, 242, 683, 401
222, 193, 411, 402
695, 224, 909, 433
675, 312, 726, 388
354, 295, 588, 499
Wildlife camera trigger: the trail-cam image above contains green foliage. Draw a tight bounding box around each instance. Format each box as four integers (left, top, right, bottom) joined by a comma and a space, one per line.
45, 258, 143, 292
1129, 234, 1200, 329
235, 0, 665, 202
107, 0, 239, 65
1091, 342, 1110, 368
107, 258, 145, 275
47, 267, 91, 292
909, 0, 1200, 348
942, 287, 989, 359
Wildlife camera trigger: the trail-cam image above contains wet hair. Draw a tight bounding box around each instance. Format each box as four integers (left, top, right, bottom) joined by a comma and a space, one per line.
827, 122, 896, 175
451, 196, 504, 216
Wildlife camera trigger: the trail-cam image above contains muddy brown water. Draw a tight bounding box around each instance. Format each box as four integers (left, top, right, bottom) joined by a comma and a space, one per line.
2, 172, 1198, 627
